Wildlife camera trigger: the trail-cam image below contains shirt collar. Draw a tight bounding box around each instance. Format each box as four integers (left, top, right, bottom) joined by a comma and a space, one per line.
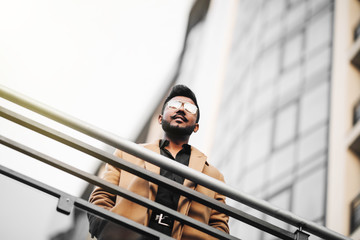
160, 139, 191, 153
160, 139, 169, 149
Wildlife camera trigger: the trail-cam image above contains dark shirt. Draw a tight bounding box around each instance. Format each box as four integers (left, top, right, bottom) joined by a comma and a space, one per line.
148, 139, 191, 235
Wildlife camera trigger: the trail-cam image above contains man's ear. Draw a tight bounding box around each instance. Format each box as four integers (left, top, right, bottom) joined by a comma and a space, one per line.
158, 115, 163, 124
193, 123, 199, 133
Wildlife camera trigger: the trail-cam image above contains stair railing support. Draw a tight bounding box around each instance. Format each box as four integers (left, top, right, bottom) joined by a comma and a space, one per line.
294, 225, 310, 240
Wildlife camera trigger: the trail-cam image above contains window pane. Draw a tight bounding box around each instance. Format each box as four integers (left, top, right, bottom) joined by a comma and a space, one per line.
262, 20, 282, 47
277, 66, 302, 105
284, 2, 307, 32
243, 162, 266, 193
298, 125, 327, 163
263, 0, 286, 23
292, 168, 326, 220
274, 103, 297, 147
283, 33, 303, 69
247, 118, 273, 163
305, 11, 332, 56
269, 144, 295, 182
305, 47, 331, 82
299, 82, 329, 133
257, 47, 280, 88
253, 85, 275, 115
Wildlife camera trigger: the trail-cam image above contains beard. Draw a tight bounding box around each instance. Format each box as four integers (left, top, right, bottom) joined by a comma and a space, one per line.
161, 118, 196, 136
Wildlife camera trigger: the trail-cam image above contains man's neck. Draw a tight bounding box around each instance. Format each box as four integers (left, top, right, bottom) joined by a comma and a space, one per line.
163, 134, 190, 157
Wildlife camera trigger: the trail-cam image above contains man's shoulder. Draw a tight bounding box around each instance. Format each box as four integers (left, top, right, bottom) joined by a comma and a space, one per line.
189, 146, 224, 180
203, 162, 224, 180
189, 145, 207, 158
139, 140, 160, 152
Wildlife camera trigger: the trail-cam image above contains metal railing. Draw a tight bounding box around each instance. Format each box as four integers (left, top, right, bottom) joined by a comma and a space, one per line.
0, 163, 174, 240
0, 84, 352, 240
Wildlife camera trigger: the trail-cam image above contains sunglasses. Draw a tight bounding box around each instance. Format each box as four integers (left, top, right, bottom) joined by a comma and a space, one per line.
166, 99, 198, 114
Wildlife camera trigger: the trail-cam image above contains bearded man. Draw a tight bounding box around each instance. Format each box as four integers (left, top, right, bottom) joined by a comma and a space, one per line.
89, 85, 229, 240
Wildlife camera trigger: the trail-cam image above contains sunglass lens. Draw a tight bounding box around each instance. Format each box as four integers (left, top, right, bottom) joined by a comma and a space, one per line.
184, 103, 197, 114
167, 100, 181, 109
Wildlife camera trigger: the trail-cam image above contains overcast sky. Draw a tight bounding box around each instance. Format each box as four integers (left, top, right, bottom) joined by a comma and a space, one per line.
0, 0, 194, 197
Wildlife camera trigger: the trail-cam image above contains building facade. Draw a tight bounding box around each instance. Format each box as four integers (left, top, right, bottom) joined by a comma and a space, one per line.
141, 0, 360, 239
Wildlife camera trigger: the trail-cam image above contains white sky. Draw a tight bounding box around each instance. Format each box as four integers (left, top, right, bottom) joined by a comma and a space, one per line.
0, 0, 194, 196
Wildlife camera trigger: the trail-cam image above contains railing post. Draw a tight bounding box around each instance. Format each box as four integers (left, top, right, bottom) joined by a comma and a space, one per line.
294, 228, 310, 240
57, 195, 74, 215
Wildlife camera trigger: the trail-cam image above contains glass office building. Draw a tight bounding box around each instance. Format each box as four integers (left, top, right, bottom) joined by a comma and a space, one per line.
210, 1, 332, 239
172, 0, 336, 239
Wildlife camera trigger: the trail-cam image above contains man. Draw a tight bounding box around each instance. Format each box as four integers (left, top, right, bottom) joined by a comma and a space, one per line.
89, 85, 229, 240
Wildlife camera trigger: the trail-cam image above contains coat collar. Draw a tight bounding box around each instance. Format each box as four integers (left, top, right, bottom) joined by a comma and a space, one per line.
143, 139, 207, 178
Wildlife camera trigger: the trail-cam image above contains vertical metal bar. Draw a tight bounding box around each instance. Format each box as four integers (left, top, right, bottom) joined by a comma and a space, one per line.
294, 230, 310, 240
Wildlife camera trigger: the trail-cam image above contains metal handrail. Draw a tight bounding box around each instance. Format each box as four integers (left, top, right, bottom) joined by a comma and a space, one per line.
0, 164, 174, 240
0, 105, 295, 239
0, 84, 352, 240
0, 135, 237, 240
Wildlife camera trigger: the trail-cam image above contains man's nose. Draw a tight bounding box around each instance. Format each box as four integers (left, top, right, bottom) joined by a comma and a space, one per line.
179, 103, 185, 111
177, 104, 186, 113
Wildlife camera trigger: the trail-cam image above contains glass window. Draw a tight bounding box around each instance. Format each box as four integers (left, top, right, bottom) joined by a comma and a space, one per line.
243, 162, 266, 193
309, 0, 331, 13
265, 172, 294, 197
274, 103, 297, 147
247, 117, 273, 164
304, 47, 330, 82
224, 141, 245, 186
298, 155, 326, 178
262, 21, 282, 47
298, 125, 327, 163
253, 84, 275, 115
299, 82, 329, 133
263, 0, 286, 23
277, 66, 302, 105
240, 73, 256, 111
305, 11, 332, 56
292, 168, 326, 221
268, 144, 295, 183
285, 2, 307, 32
257, 47, 280, 88
283, 33, 303, 69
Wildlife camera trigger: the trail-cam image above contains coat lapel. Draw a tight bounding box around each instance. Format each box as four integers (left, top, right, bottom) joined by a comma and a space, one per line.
178, 146, 207, 213
143, 141, 161, 202
182, 146, 207, 190
173, 146, 207, 239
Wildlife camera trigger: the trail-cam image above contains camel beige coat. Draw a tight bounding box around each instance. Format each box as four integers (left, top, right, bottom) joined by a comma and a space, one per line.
89, 140, 229, 240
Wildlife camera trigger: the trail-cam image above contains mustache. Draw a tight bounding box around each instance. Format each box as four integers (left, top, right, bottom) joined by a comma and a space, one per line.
171, 113, 188, 122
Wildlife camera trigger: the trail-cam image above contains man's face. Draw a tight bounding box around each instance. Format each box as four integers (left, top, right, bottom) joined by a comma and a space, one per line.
159, 96, 199, 136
